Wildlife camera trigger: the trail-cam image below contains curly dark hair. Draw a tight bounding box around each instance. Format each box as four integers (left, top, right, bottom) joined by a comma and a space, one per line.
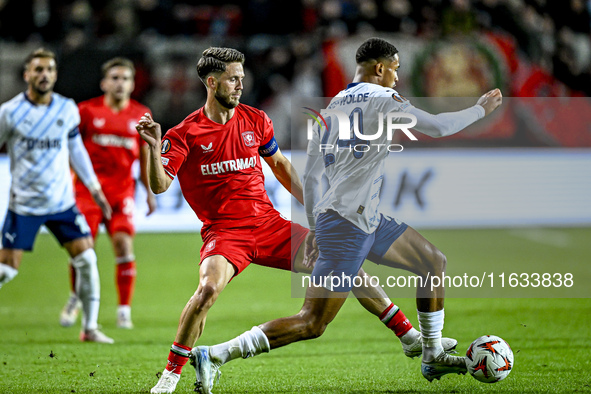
355, 38, 398, 64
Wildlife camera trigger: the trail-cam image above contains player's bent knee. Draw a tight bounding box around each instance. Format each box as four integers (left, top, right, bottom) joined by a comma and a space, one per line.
303, 319, 329, 340
192, 282, 221, 310
111, 232, 133, 257
420, 249, 447, 277
298, 311, 330, 340
432, 251, 447, 274
64, 236, 94, 258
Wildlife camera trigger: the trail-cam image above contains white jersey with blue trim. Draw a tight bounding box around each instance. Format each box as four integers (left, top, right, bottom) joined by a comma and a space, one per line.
0, 92, 81, 216
306, 82, 485, 234
310, 82, 412, 234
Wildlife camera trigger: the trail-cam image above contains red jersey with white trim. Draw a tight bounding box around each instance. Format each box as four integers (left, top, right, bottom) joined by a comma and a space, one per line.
161, 104, 277, 228
75, 96, 150, 197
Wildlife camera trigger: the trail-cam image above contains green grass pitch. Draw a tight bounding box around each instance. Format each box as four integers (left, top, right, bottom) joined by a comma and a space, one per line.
1, 229, 590, 393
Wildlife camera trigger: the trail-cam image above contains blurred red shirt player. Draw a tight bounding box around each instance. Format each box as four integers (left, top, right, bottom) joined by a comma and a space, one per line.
60, 57, 156, 329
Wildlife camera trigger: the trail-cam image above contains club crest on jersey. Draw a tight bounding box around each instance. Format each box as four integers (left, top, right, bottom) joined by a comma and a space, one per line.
205, 240, 216, 252
128, 120, 138, 134
241, 131, 256, 147
161, 139, 171, 154
93, 118, 106, 128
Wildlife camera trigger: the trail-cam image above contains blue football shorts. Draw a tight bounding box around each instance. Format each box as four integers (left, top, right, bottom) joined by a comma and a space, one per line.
310, 210, 408, 292
1, 205, 91, 251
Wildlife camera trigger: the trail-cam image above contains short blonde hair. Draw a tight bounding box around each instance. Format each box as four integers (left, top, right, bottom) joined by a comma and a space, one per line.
24, 48, 57, 69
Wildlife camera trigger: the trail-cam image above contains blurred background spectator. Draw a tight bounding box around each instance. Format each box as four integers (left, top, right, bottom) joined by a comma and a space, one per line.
1, 0, 590, 149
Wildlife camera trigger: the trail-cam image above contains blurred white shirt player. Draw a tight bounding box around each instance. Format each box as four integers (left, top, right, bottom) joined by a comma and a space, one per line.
0, 48, 113, 344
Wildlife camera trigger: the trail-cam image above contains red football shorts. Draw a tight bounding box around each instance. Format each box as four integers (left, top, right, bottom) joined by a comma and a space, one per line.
75, 186, 135, 239
200, 213, 309, 277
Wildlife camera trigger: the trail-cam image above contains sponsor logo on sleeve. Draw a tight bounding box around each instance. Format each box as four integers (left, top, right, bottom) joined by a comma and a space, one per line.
161, 139, 171, 154
391, 93, 407, 103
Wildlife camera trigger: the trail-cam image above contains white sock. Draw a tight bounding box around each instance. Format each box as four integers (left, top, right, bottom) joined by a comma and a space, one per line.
71, 249, 101, 331
417, 309, 444, 361
399, 327, 420, 345
0, 263, 19, 289
209, 326, 270, 365
118, 304, 131, 317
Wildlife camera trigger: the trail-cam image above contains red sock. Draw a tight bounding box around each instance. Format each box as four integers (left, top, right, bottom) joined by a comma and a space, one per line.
116, 260, 136, 306
166, 342, 191, 374
379, 303, 413, 338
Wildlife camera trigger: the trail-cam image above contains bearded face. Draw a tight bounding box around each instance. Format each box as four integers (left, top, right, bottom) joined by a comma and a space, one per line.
213, 63, 244, 109
25, 57, 57, 97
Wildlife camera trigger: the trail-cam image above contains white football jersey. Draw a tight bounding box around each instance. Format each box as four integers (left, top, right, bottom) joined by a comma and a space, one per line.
0, 92, 81, 215
309, 82, 413, 234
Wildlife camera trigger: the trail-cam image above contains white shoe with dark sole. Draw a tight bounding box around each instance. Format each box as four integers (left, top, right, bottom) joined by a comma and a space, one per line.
421, 351, 467, 382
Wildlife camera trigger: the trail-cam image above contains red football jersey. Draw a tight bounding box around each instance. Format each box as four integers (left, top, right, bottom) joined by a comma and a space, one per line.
161, 104, 279, 228
76, 96, 150, 197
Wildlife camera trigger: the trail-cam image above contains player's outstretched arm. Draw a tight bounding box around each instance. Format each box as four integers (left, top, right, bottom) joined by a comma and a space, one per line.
136, 113, 172, 194
408, 88, 503, 138
263, 149, 304, 205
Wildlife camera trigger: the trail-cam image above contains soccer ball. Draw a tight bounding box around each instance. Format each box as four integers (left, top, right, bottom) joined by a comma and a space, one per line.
466, 335, 514, 383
